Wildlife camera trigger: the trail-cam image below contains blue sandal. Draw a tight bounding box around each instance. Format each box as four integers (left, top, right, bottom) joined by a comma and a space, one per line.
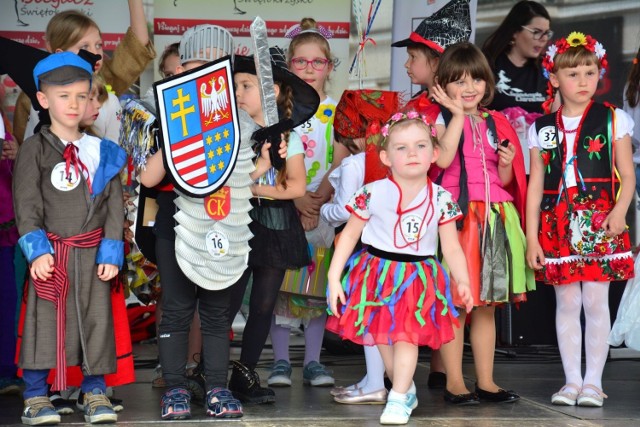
161, 387, 191, 420
206, 387, 243, 418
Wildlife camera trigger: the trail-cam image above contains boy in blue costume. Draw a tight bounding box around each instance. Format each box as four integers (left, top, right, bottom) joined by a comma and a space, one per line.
13, 52, 126, 425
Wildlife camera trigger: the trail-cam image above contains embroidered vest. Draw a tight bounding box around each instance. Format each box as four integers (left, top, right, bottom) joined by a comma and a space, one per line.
534, 102, 617, 211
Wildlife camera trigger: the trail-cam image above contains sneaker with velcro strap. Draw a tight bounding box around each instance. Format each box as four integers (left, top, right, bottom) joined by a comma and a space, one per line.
22, 396, 61, 426
82, 388, 117, 424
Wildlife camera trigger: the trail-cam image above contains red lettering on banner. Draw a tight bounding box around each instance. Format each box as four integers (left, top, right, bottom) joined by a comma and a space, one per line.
154, 18, 349, 38
21, 0, 94, 10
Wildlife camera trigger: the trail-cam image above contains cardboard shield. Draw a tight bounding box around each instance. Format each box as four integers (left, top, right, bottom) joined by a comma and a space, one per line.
154, 57, 240, 198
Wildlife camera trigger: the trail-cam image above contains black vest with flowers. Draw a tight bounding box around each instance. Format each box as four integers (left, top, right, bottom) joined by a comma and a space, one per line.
535, 102, 617, 212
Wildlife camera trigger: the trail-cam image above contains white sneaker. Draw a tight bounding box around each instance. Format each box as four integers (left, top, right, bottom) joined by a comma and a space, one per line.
379, 390, 418, 425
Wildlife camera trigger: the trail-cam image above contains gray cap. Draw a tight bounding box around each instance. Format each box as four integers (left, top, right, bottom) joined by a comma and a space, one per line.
179, 24, 234, 65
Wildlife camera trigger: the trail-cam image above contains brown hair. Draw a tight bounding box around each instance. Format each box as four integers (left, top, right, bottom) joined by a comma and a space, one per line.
625, 45, 640, 108
159, 42, 180, 76
334, 133, 362, 154
92, 73, 108, 104
407, 43, 440, 62
275, 81, 294, 188
552, 46, 600, 73
45, 10, 100, 52
436, 42, 495, 107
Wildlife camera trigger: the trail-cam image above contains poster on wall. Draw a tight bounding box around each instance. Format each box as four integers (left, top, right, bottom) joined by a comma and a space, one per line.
0, 0, 130, 116
153, 0, 350, 100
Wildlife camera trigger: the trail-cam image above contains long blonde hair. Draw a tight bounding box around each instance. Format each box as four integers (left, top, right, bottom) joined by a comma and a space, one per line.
45, 10, 100, 52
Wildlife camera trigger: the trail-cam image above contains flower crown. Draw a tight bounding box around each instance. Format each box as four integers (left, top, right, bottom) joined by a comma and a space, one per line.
542, 31, 608, 80
381, 111, 437, 139
285, 24, 333, 40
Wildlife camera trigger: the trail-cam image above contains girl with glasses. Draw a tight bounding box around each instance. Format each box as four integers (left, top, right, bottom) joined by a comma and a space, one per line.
266, 17, 347, 390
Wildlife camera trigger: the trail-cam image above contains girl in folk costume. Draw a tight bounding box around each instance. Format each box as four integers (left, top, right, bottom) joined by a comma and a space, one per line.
227, 46, 320, 404
267, 17, 345, 389
391, 0, 471, 390
430, 42, 534, 404
526, 32, 635, 407
322, 89, 399, 404
328, 112, 473, 425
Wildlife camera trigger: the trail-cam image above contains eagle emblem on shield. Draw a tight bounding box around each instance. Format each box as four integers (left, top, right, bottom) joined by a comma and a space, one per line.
154, 57, 240, 198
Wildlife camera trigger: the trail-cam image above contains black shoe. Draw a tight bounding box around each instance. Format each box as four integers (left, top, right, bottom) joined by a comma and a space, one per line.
444, 389, 480, 405
475, 384, 520, 403
185, 357, 206, 406
228, 361, 275, 404
49, 393, 75, 415
427, 372, 447, 389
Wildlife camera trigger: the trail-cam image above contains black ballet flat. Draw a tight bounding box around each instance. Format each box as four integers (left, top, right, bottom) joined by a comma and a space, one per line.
427, 372, 447, 389
443, 389, 480, 405
475, 385, 520, 403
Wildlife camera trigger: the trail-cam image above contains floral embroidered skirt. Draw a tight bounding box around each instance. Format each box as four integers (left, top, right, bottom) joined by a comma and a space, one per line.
537, 187, 634, 285
447, 201, 535, 307
326, 248, 459, 348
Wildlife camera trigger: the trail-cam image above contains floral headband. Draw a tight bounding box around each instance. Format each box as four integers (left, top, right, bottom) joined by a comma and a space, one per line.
542, 31, 608, 79
381, 111, 437, 139
285, 24, 333, 40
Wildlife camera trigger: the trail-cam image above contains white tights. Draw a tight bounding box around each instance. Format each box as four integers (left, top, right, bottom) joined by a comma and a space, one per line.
554, 281, 610, 392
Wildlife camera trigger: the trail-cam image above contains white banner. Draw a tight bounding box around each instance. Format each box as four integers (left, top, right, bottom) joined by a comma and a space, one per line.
390, 0, 477, 96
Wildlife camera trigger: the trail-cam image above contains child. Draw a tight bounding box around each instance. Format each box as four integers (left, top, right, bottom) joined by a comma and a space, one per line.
322, 89, 399, 404
430, 42, 533, 404
622, 44, 640, 196
526, 32, 635, 407
268, 16, 342, 390
393, 0, 471, 121
13, 0, 155, 144
226, 46, 319, 404
0, 99, 21, 396
391, 0, 472, 389
13, 52, 126, 425
139, 24, 244, 420
328, 111, 473, 425
140, 41, 205, 393
158, 42, 181, 79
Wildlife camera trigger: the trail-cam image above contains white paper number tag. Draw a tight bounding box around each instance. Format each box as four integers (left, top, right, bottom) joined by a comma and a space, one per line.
538, 126, 558, 149
51, 162, 80, 191
401, 214, 424, 243
205, 229, 229, 258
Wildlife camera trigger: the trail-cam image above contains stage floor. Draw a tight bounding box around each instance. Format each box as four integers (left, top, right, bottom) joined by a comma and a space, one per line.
2, 336, 640, 426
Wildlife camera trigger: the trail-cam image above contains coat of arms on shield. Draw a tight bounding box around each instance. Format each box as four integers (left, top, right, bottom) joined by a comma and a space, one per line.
154, 57, 240, 198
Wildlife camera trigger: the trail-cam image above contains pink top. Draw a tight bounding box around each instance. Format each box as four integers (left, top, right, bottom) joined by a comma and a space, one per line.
440, 117, 513, 204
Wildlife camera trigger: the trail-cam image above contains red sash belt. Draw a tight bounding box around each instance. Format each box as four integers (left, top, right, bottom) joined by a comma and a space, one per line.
32, 228, 103, 391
